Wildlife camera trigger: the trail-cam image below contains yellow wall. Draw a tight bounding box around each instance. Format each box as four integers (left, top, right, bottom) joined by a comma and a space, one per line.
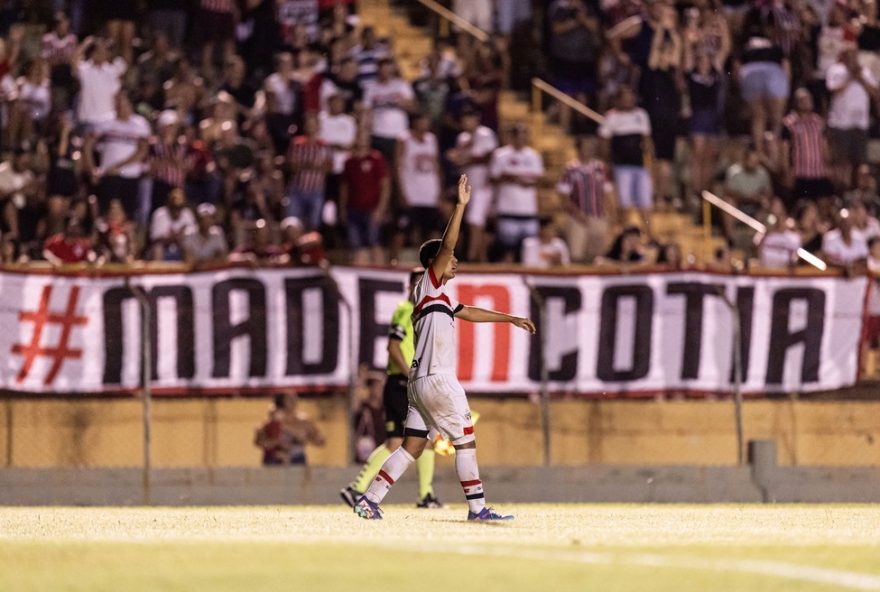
1, 398, 878, 468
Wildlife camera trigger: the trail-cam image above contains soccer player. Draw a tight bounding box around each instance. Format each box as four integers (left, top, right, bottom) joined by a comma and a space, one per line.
353, 175, 536, 521
340, 269, 443, 509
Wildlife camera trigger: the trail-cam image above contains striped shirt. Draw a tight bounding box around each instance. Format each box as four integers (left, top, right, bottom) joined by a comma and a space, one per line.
288, 136, 331, 192
556, 158, 609, 218
151, 138, 189, 187
782, 112, 826, 179
41, 32, 77, 66
200, 0, 235, 13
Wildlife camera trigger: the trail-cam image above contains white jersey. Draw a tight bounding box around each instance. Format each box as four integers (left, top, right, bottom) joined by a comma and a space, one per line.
94, 114, 151, 178
489, 145, 543, 216
363, 78, 414, 139
410, 267, 462, 379
399, 131, 440, 207
456, 125, 497, 188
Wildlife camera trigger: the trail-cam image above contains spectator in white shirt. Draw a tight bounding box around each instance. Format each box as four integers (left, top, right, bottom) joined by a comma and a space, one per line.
150, 187, 195, 261
73, 37, 127, 128
758, 207, 801, 269
396, 112, 442, 245
447, 108, 498, 262
598, 87, 654, 229
850, 199, 880, 240
826, 49, 879, 188
83, 92, 151, 219
522, 218, 571, 268
0, 147, 36, 242
489, 123, 544, 262
363, 58, 415, 165
822, 209, 868, 267
319, 93, 357, 202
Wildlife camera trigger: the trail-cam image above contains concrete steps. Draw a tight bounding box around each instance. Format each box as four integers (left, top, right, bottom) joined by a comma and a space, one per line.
359, 0, 722, 261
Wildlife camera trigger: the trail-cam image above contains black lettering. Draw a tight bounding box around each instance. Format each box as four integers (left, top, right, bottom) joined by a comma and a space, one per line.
528, 286, 581, 382
285, 276, 340, 375
597, 285, 654, 381
766, 288, 825, 384
212, 279, 267, 378
666, 282, 725, 380
732, 286, 755, 383
102, 285, 195, 384
358, 277, 406, 370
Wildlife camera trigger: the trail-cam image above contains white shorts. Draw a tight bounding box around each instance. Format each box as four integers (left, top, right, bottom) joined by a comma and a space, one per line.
465, 185, 493, 227
405, 374, 475, 444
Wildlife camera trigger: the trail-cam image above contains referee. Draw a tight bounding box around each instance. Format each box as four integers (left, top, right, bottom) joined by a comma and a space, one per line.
341, 269, 442, 509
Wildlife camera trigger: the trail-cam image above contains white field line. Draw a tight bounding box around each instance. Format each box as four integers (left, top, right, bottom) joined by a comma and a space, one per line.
439, 545, 880, 591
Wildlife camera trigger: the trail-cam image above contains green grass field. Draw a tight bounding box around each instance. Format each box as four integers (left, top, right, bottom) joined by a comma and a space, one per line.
1, 504, 879, 591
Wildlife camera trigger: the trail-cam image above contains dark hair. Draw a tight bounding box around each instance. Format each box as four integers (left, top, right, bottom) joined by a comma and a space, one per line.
409, 267, 424, 285
419, 239, 442, 268
273, 394, 286, 409
605, 226, 641, 261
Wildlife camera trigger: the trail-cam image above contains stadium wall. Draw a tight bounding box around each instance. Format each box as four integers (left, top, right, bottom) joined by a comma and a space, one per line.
2, 398, 879, 468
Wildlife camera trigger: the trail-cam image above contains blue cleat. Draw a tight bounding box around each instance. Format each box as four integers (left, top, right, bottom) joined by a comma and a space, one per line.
467, 507, 514, 521
353, 496, 383, 520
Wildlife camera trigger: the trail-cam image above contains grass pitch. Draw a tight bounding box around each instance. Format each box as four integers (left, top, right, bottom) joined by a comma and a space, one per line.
1, 504, 879, 591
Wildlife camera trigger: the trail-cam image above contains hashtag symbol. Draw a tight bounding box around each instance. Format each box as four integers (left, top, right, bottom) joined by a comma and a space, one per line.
11, 285, 88, 385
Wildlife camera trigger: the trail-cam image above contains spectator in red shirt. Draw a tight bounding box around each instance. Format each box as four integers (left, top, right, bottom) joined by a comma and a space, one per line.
43, 216, 95, 265
340, 133, 390, 265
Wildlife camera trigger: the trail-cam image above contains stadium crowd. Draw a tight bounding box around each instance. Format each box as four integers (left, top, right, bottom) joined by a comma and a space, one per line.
0, 0, 878, 271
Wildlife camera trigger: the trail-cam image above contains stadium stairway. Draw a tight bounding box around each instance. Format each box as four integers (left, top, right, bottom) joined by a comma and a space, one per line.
358, 0, 724, 262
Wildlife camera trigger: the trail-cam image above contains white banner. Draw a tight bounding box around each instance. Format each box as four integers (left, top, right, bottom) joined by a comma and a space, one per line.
0, 268, 867, 395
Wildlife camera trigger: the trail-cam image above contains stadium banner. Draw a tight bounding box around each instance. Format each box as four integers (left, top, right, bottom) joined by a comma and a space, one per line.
0, 267, 868, 395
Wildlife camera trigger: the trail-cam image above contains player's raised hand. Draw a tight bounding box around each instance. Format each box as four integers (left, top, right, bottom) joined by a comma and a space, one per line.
457, 174, 471, 206
512, 317, 537, 334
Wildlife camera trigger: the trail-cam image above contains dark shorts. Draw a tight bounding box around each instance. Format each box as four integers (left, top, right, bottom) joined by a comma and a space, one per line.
828, 128, 868, 166
382, 374, 409, 438
550, 57, 597, 96
792, 177, 835, 201
651, 117, 678, 161
690, 109, 721, 136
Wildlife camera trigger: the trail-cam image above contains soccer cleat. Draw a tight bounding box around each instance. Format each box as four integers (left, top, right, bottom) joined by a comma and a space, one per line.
339, 486, 362, 509
416, 493, 443, 509
353, 496, 383, 520
467, 507, 514, 521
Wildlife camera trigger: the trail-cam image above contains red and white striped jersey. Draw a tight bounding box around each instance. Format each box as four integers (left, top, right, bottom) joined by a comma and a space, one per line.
288, 136, 331, 192
782, 112, 826, 180
410, 267, 462, 379
200, 0, 235, 13
151, 138, 189, 187
556, 158, 609, 218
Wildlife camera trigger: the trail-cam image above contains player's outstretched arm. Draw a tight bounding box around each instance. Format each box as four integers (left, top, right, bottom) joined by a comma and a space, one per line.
431, 174, 471, 280
455, 305, 536, 334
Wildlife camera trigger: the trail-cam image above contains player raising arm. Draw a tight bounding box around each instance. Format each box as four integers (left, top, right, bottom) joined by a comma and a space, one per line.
353, 174, 536, 521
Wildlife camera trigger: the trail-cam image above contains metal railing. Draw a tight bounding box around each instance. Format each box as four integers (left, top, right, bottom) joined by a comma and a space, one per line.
531, 78, 605, 125
701, 190, 827, 271
414, 0, 490, 42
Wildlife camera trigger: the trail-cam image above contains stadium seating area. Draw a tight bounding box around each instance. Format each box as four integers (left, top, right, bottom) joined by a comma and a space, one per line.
0, 0, 878, 274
